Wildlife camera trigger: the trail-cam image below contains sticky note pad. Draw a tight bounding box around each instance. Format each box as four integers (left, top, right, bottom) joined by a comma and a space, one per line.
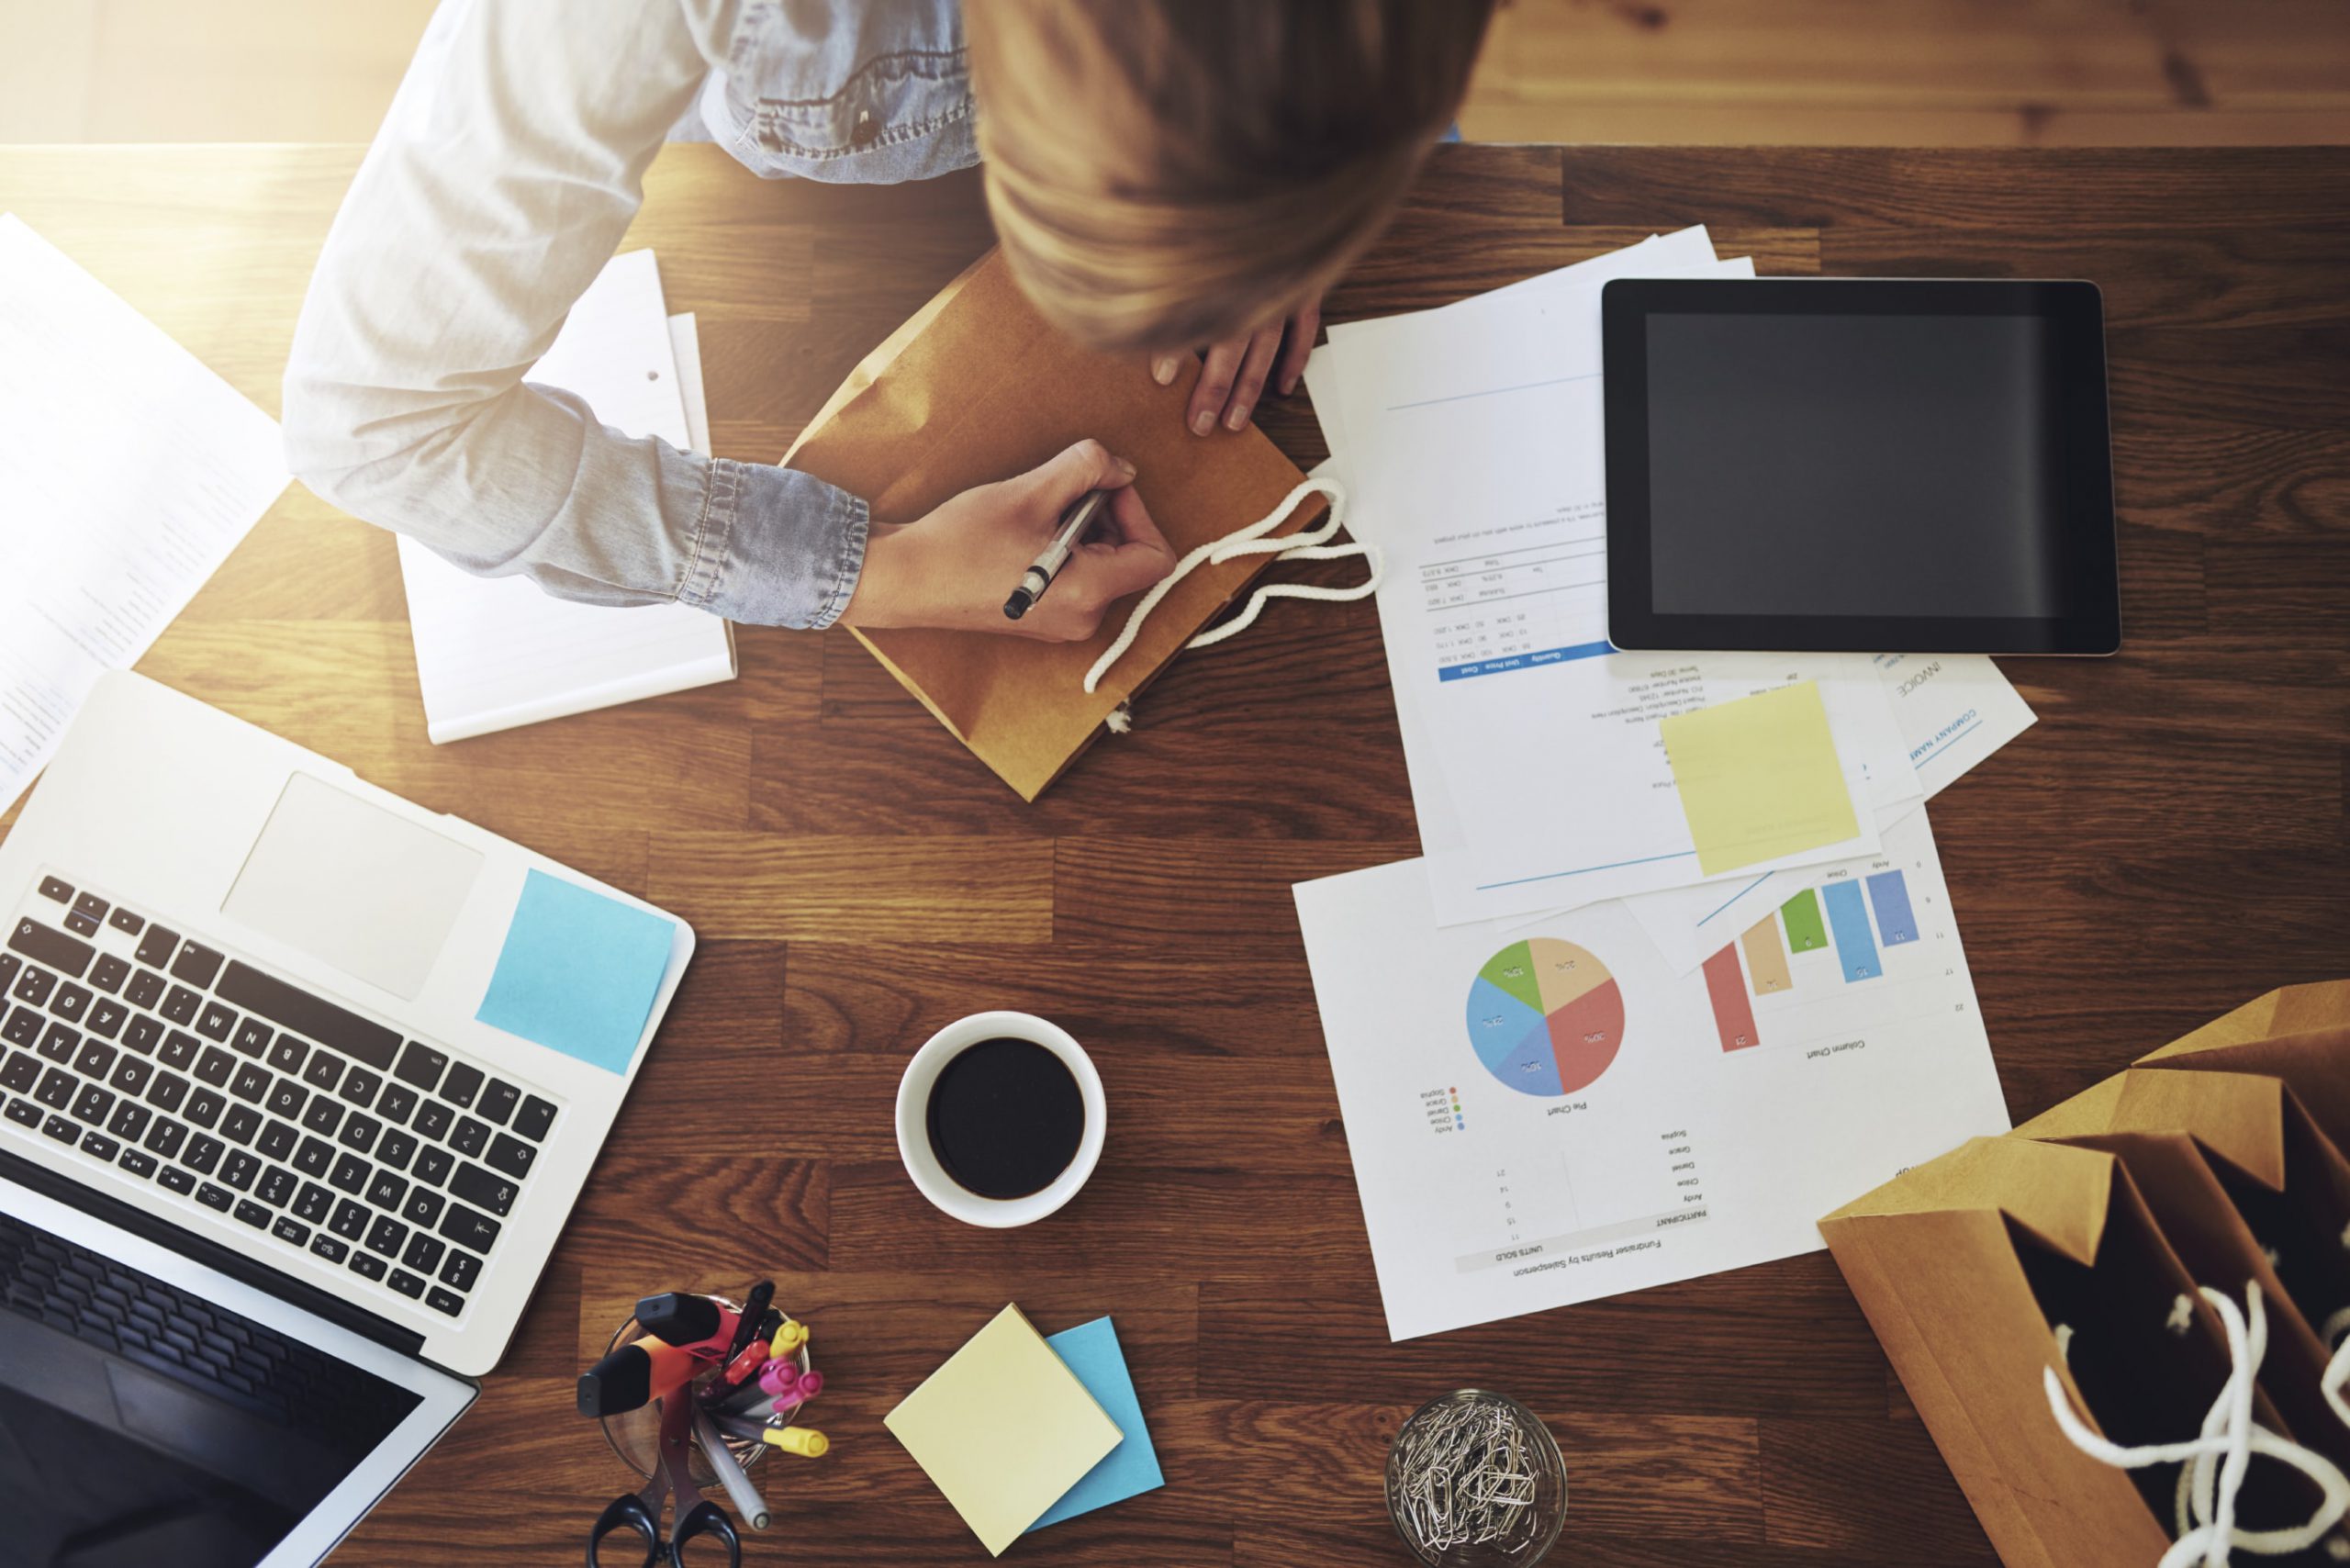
1029, 1317, 1164, 1531
475, 869, 676, 1074
1661, 680, 1860, 877
886, 1304, 1123, 1556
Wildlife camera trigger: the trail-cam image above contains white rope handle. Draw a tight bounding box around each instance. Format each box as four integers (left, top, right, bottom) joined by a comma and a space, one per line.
1081, 476, 1382, 697
2043, 1283, 2350, 1567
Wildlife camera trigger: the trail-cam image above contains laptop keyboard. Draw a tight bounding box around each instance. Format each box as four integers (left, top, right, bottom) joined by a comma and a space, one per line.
0, 1207, 420, 1443
1, 873, 563, 1324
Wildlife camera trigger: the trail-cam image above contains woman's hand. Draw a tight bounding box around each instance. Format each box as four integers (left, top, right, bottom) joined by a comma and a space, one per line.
1153, 295, 1323, 436
840, 439, 1176, 642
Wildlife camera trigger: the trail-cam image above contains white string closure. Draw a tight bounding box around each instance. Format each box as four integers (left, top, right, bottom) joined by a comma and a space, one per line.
2043, 1283, 2350, 1567
1081, 476, 1382, 699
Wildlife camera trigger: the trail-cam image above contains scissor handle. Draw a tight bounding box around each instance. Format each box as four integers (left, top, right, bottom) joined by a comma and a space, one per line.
587, 1493, 662, 1568
666, 1499, 741, 1568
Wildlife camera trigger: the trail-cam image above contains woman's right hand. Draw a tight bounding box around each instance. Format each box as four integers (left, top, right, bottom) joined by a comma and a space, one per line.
839, 440, 1177, 641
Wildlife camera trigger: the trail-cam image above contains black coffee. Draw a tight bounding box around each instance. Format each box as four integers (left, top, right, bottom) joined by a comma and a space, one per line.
925, 1036, 1085, 1201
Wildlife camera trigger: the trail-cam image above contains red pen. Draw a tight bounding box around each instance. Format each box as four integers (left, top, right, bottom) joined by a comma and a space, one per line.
721, 1339, 769, 1386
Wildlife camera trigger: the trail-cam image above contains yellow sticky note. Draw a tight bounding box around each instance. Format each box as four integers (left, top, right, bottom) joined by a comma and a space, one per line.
1661, 680, 1861, 877
885, 1304, 1123, 1556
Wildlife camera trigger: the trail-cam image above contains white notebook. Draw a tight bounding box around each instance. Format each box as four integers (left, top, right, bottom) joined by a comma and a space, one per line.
397, 249, 736, 744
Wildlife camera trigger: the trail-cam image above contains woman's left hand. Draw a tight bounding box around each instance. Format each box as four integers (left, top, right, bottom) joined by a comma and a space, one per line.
1152, 294, 1323, 437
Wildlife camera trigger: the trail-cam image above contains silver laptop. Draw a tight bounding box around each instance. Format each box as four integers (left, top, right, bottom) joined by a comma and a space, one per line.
0, 671, 693, 1564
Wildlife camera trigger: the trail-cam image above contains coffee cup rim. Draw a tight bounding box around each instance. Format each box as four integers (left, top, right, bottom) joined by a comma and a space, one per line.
894, 1011, 1106, 1229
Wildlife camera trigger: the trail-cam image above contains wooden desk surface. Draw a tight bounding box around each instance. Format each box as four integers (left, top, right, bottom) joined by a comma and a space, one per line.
1, 141, 2345, 1567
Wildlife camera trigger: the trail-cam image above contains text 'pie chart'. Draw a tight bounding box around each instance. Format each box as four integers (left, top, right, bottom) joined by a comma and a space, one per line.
1463, 938, 1626, 1097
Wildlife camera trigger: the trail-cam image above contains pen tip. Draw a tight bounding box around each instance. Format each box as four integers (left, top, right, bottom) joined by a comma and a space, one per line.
1003, 591, 1031, 621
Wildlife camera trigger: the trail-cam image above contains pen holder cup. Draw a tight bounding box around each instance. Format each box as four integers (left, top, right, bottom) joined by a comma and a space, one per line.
597, 1306, 811, 1487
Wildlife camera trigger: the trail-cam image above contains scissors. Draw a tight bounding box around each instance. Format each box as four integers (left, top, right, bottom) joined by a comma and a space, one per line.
587, 1389, 742, 1567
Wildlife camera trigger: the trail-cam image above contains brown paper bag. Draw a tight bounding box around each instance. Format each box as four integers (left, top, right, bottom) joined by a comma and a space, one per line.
1822, 1137, 2339, 1566
783, 250, 1322, 800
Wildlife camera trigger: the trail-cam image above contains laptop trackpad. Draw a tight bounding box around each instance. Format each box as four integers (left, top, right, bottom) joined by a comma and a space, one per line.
223, 773, 485, 1002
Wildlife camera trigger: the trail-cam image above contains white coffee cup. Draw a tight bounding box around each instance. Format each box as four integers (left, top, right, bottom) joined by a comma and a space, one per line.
895, 1010, 1106, 1229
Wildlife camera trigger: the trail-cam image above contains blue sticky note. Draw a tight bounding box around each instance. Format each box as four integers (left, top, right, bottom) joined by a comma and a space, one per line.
1028, 1317, 1164, 1532
475, 870, 676, 1074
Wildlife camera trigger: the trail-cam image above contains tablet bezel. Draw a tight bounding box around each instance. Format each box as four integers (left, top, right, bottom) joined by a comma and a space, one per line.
1601, 277, 2120, 655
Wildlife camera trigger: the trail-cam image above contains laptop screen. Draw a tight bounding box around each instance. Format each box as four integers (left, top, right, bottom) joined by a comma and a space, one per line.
0, 1205, 426, 1567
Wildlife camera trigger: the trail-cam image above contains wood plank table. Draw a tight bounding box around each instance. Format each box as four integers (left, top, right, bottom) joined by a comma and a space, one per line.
1, 141, 2345, 1567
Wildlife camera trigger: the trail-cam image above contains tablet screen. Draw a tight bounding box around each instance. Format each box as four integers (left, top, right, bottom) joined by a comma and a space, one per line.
1602, 279, 2118, 654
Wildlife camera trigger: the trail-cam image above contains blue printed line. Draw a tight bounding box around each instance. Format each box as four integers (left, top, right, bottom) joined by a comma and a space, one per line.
1388, 371, 1603, 412
1910, 717, 1983, 769
1437, 640, 1615, 682
1695, 872, 1775, 930
1477, 849, 1696, 891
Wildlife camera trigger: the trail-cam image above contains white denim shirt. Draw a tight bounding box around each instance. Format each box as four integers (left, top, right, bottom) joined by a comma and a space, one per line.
283, 0, 975, 628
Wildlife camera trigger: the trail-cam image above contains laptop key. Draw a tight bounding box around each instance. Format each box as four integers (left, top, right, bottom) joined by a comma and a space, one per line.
194, 1182, 232, 1213
146, 1072, 188, 1113
402, 1188, 444, 1228
215, 963, 399, 1072
12, 967, 55, 1007
158, 1030, 199, 1070
122, 1015, 162, 1055
310, 1234, 348, 1263
86, 999, 127, 1039
450, 1116, 489, 1158
118, 1148, 156, 1180
267, 1034, 308, 1075
426, 1286, 464, 1317
135, 925, 179, 968
438, 1249, 482, 1293
0, 954, 13, 993
161, 985, 200, 1025
413, 1146, 453, 1187
364, 1215, 408, 1259
50, 982, 91, 1024
272, 1216, 309, 1247
376, 1083, 418, 1126
349, 1252, 387, 1282
340, 1067, 381, 1109
256, 1165, 297, 1207
106, 1102, 150, 1142
394, 1041, 447, 1092
39, 1023, 79, 1064
449, 1162, 519, 1217
438, 1204, 500, 1253
79, 1130, 118, 1162
40, 1114, 80, 1145
257, 1119, 297, 1160
365, 1170, 408, 1211
196, 1002, 237, 1043
72, 891, 108, 923
219, 1150, 260, 1192
329, 1199, 370, 1240
73, 1038, 115, 1079
328, 1152, 371, 1195
2, 1007, 39, 1047
293, 1136, 333, 1177
293, 1182, 334, 1223
157, 1165, 196, 1195
301, 1099, 343, 1138
512, 1094, 556, 1142
126, 969, 166, 1010
221, 1104, 262, 1146
193, 1047, 233, 1089
37, 877, 73, 903
70, 1084, 113, 1126
184, 1135, 224, 1175
0, 1053, 34, 1092
65, 910, 99, 937
265, 1080, 307, 1119
184, 1089, 224, 1129
476, 1079, 520, 1126
229, 1062, 270, 1103
377, 1129, 418, 1170
172, 943, 225, 989
302, 1052, 345, 1093
441, 1062, 484, 1109
231, 1018, 273, 1058
34, 1068, 76, 1110
9, 918, 92, 979
232, 1200, 269, 1229
3, 1099, 39, 1127
338, 1113, 381, 1155
107, 907, 143, 935
412, 1100, 454, 1141
401, 1233, 445, 1275
143, 1117, 186, 1159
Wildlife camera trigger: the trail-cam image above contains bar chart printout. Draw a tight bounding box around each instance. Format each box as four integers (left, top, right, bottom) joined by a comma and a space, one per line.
1866, 868, 1920, 946
1821, 881, 1880, 982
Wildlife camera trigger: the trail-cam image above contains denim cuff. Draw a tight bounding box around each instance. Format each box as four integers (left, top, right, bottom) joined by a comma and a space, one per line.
679, 457, 869, 629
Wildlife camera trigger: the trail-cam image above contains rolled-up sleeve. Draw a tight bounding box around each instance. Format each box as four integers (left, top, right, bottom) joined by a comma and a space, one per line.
283, 0, 867, 629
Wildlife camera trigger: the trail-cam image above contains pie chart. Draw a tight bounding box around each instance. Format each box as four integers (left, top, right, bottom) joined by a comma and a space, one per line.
1464, 938, 1626, 1097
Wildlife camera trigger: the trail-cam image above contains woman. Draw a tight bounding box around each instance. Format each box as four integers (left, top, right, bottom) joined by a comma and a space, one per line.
283, 0, 1495, 644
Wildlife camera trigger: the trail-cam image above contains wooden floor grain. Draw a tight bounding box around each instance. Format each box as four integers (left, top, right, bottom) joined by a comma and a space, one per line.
0, 140, 2344, 1566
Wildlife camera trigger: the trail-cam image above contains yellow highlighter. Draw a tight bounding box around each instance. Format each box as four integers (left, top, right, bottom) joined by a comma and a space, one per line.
763, 1425, 829, 1459
768, 1316, 810, 1358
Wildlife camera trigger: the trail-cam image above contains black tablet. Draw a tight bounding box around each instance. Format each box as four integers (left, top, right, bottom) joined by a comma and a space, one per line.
1601, 278, 2119, 655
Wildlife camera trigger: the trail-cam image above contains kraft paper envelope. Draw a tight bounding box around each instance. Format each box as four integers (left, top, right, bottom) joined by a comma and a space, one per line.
784, 250, 1320, 800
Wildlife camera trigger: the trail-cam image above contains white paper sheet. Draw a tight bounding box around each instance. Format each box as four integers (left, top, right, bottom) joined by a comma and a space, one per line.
397, 251, 736, 745
1292, 809, 2009, 1340
1320, 241, 1921, 924
0, 214, 287, 813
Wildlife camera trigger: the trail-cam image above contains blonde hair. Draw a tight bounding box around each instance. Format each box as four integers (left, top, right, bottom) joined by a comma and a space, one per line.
967, 0, 1495, 353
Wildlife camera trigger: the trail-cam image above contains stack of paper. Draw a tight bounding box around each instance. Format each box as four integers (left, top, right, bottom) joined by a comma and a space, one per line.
1292, 229, 2041, 1340
0, 214, 288, 814
397, 249, 736, 744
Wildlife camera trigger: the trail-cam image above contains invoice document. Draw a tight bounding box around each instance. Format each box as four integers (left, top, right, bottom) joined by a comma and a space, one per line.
397, 249, 736, 744
0, 214, 287, 813
1293, 809, 2009, 1340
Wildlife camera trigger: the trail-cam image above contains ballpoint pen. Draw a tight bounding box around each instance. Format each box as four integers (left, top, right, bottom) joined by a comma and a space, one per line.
1002, 488, 1111, 621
